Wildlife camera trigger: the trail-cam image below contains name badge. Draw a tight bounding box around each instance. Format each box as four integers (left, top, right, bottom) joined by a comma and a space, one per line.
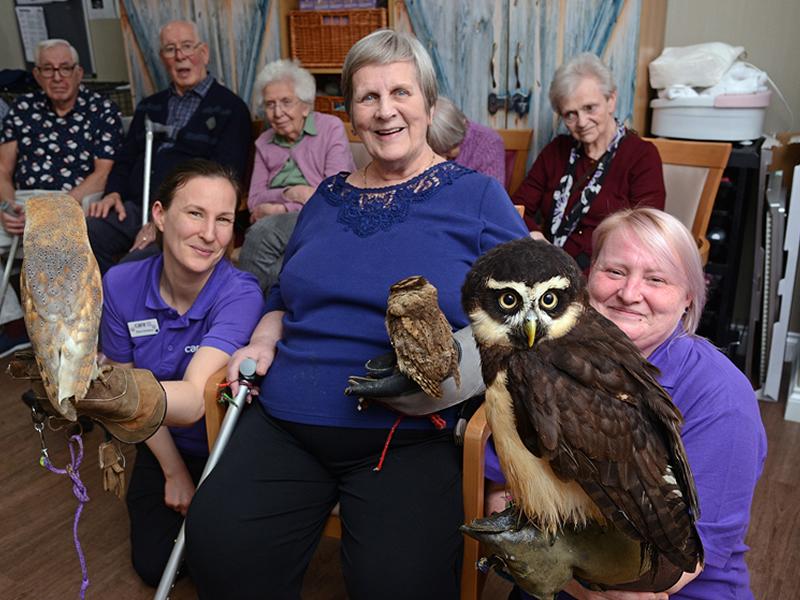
128, 318, 160, 338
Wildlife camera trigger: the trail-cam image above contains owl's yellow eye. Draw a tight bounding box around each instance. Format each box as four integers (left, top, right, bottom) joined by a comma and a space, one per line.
498, 292, 519, 310
540, 291, 558, 310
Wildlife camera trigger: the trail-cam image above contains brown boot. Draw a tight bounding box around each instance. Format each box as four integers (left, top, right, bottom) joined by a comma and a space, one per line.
8, 354, 166, 444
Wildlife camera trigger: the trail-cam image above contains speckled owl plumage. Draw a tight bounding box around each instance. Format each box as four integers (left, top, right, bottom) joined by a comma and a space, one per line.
386, 276, 460, 399
21, 195, 103, 421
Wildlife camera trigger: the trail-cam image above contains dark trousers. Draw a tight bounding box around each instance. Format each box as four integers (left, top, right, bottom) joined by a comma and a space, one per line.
87, 201, 142, 274
185, 404, 464, 600
126, 442, 207, 587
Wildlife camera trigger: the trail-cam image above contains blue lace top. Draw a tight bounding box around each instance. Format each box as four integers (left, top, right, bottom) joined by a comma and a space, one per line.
322, 161, 471, 237
261, 162, 529, 429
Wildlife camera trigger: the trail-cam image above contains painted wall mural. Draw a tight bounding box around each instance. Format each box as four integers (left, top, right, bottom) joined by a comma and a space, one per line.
401, 0, 643, 159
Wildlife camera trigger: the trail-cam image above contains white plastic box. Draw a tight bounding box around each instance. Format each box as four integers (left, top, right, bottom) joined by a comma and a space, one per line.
650, 91, 771, 142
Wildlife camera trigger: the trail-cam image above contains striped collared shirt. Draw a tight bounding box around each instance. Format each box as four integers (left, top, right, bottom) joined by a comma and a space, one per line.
159, 73, 214, 151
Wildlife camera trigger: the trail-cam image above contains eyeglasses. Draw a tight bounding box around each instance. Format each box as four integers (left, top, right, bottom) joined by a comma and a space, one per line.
264, 98, 301, 113
36, 64, 78, 79
160, 41, 203, 59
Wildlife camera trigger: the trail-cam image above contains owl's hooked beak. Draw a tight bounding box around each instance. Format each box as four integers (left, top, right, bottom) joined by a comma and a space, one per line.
525, 315, 536, 348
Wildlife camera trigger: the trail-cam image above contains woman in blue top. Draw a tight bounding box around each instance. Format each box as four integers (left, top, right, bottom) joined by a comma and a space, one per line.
185, 30, 528, 599
99, 159, 264, 586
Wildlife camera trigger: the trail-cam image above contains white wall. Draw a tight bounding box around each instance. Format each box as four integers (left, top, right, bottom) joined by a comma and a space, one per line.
666, 0, 800, 336
0, 5, 127, 81
665, 0, 799, 134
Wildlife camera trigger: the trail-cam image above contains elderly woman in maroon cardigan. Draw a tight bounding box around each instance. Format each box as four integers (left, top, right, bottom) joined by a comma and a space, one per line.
513, 52, 665, 271
238, 59, 355, 292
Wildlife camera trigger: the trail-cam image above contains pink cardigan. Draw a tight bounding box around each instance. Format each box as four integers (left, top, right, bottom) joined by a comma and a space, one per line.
247, 111, 355, 212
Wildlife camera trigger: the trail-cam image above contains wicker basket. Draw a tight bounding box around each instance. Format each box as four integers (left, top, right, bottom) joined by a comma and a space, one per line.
314, 95, 349, 121
289, 9, 387, 68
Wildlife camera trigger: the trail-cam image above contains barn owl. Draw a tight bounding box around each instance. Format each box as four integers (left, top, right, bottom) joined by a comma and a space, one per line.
21, 194, 102, 421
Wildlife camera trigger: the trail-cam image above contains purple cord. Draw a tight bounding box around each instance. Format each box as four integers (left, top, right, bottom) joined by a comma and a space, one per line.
42, 434, 90, 599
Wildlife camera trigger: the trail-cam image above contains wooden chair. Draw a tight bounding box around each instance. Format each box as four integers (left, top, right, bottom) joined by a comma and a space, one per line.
497, 128, 533, 197
643, 137, 732, 265
461, 403, 492, 600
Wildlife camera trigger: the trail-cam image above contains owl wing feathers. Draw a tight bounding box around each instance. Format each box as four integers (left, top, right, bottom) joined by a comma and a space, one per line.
386, 280, 460, 399
508, 310, 701, 572
22, 197, 103, 417
388, 311, 458, 399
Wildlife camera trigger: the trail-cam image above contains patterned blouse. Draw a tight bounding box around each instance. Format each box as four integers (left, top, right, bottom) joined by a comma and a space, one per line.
0, 86, 123, 191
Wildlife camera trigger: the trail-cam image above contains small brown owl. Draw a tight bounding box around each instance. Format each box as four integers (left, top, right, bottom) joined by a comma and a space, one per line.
21, 194, 103, 421
386, 276, 460, 399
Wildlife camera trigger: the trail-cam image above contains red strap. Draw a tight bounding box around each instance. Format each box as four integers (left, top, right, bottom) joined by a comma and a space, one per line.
428, 413, 446, 429
374, 415, 404, 472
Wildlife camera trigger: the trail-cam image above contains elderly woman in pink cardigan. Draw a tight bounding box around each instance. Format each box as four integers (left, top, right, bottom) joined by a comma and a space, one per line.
239, 59, 355, 292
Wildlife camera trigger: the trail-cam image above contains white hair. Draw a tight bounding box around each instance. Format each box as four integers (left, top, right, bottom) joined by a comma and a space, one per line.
254, 59, 316, 105
549, 52, 617, 114
159, 20, 202, 43
35, 39, 79, 65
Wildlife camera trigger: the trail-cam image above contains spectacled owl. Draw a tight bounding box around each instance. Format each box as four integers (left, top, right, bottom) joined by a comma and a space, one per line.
461, 238, 702, 576
21, 195, 103, 421
386, 276, 460, 399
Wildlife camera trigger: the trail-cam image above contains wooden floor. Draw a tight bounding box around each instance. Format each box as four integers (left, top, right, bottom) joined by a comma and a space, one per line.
1, 355, 798, 599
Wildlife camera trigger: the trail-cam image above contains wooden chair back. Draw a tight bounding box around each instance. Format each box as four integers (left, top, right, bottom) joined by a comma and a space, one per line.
497, 128, 533, 197
643, 137, 732, 264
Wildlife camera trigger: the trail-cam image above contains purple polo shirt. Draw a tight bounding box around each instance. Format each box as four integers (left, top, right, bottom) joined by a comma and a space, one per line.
486, 327, 767, 600
100, 254, 265, 456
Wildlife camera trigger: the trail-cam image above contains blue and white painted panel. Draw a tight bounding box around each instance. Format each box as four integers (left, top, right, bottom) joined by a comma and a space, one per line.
402, 0, 508, 128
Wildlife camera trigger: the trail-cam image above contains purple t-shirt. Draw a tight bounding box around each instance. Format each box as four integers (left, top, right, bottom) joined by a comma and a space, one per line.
486, 327, 767, 600
100, 255, 265, 456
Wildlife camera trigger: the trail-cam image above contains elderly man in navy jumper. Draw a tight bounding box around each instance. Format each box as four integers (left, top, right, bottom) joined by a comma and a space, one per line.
86, 20, 251, 273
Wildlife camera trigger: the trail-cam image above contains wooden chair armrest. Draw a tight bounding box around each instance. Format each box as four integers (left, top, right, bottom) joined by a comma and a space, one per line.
204, 366, 229, 450
461, 403, 492, 600
697, 236, 710, 266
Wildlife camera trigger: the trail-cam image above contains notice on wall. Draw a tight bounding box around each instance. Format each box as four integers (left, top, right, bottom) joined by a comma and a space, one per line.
15, 6, 49, 63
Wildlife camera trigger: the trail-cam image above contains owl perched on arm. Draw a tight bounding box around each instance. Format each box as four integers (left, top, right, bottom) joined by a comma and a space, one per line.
461, 238, 702, 582
386, 276, 460, 399
21, 195, 103, 421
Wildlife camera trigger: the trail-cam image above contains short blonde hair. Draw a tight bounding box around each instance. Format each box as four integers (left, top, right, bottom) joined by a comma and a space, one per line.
591, 208, 706, 334
341, 29, 437, 118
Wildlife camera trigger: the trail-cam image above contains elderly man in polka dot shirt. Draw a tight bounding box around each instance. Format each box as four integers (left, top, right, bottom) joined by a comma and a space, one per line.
0, 37, 123, 356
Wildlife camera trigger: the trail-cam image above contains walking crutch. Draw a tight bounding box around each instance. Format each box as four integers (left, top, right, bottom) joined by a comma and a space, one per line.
142, 116, 174, 227
154, 357, 258, 600
0, 199, 22, 315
